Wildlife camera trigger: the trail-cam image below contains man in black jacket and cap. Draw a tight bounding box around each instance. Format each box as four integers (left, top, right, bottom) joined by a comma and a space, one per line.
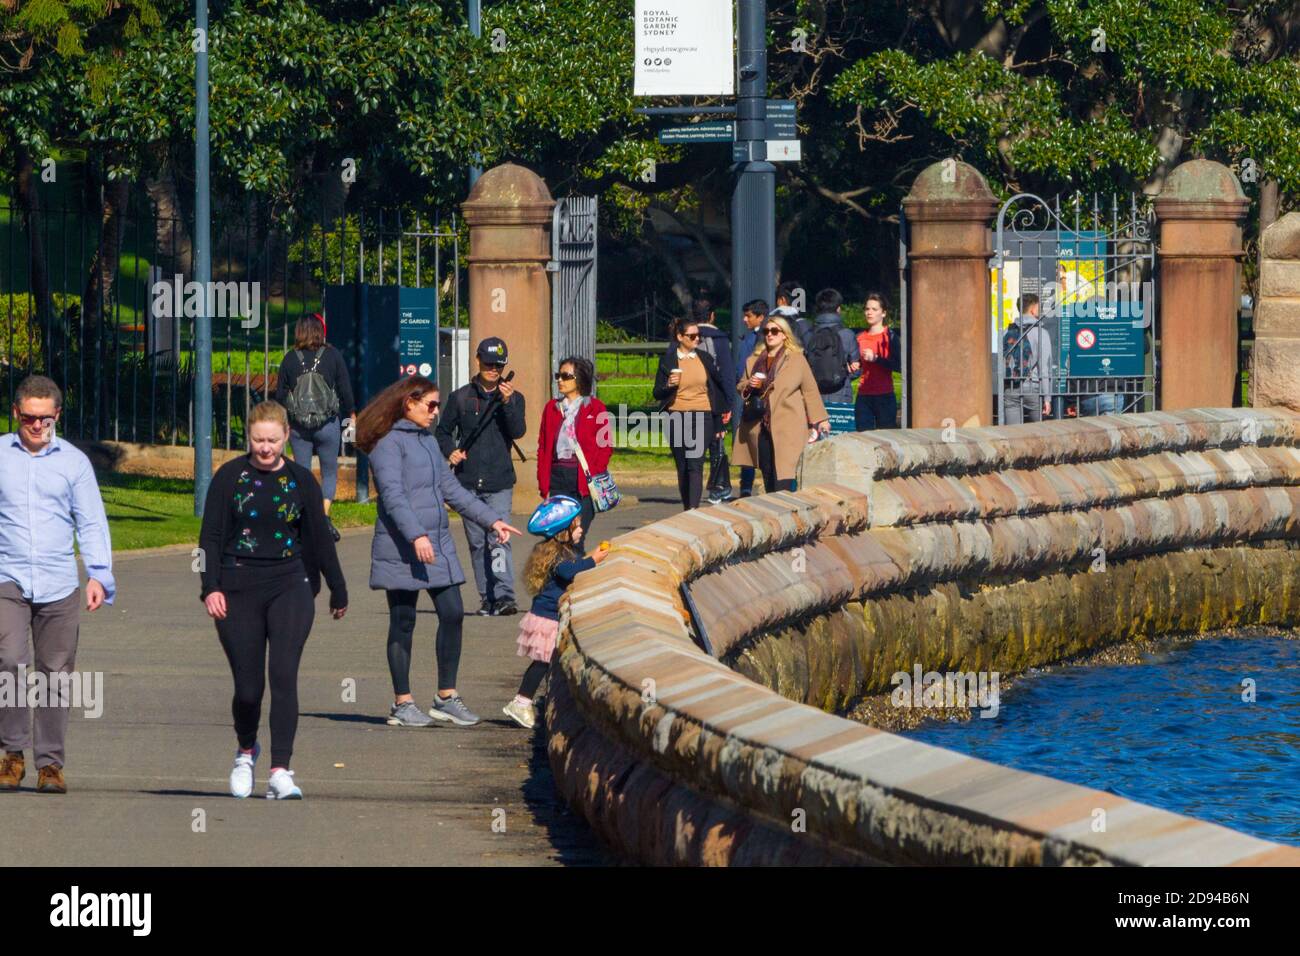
435, 337, 526, 615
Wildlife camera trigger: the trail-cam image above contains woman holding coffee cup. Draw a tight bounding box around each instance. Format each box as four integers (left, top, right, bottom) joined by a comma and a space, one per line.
653, 318, 731, 510
734, 314, 829, 494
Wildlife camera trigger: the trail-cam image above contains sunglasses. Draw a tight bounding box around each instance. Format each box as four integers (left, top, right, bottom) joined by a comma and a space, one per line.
18, 413, 56, 427
554, 371, 577, 382
482, 362, 507, 371
411, 397, 439, 412
681, 332, 700, 341
763, 327, 785, 337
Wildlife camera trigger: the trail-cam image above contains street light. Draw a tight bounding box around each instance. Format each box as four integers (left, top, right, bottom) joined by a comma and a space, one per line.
194, 0, 213, 516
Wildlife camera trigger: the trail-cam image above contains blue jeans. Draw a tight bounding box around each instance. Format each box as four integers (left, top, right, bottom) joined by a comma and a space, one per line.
289, 417, 341, 500
1078, 393, 1124, 416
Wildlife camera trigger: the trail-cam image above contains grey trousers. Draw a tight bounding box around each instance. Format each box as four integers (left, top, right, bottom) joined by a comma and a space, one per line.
462, 487, 515, 606
0, 581, 81, 769
1001, 391, 1045, 425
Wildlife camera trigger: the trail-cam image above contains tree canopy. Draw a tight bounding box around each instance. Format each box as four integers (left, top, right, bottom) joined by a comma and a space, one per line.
2, 0, 1296, 316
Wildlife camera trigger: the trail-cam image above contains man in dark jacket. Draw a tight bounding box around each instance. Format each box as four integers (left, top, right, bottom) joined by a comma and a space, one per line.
434, 337, 526, 615
803, 288, 861, 405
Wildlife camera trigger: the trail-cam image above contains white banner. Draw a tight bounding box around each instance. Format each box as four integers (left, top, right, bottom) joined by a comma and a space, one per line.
634, 0, 734, 97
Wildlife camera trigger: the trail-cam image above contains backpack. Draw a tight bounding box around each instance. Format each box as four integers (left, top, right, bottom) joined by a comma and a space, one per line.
806, 325, 848, 394
285, 349, 339, 432
1002, 322, 1037, 385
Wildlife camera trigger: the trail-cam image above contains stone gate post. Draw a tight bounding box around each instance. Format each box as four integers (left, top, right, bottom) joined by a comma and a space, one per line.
901, 162, 999, 428
461, 163, 556, 514
1153, 160, 1249, 410
1251, 213, 1300, 412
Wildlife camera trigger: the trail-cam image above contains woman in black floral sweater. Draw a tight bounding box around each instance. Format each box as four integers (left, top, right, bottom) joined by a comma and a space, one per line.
197, 400, 347, 800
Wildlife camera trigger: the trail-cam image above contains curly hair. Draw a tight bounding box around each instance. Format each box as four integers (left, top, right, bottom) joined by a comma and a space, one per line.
523, 526, 579, 595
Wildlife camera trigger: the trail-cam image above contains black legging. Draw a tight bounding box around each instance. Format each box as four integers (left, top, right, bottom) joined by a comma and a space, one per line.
758, 425, 795, 494
668, 409, 709, 510
518, 660, 549, 699
385, 585, 465, 695
548, 460, 594, 553
215, 569, 315, 769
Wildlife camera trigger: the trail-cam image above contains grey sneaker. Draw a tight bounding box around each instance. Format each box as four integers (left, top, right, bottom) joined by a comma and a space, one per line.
388, 701, 435, 727
428, 694, 481, 727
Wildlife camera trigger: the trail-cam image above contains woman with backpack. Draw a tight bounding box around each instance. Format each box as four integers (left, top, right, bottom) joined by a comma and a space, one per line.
275, 315, 355, 540
734, 315, 830, 494
855, 292, 903, 431
652, 317, 731, 510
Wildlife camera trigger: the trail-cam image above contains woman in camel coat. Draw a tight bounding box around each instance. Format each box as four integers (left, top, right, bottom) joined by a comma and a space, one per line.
734, 314, 830, 493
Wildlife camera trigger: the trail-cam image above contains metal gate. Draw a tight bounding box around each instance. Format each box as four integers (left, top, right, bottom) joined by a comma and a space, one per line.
992, 193, 1157, 423
548, 196, 597, 393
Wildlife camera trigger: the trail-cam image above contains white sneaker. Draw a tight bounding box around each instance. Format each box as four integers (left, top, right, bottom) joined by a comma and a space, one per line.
265, 768, 303, 800
229, 744, 259, 799
502, 697, 536, 729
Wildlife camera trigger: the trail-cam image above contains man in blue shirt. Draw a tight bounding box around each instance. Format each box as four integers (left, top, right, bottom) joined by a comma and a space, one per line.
0, 375, 115, 794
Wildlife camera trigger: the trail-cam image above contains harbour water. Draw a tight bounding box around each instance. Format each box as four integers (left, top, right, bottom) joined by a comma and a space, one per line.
904, 636, 1300, 847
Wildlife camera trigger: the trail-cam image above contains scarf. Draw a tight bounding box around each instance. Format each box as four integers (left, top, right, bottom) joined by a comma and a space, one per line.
556, 395, 585, 460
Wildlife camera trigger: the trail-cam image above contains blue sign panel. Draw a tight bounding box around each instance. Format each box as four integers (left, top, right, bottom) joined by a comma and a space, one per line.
1061, 297, 1147, 377
824, 401, 857, 435
398, 287, 439, 381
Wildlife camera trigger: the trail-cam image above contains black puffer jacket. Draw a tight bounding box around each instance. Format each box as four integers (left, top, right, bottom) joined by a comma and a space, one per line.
434, 379, 527, 493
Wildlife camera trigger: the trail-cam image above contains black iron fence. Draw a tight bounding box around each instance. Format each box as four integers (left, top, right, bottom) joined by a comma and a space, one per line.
1, 189, 462, 449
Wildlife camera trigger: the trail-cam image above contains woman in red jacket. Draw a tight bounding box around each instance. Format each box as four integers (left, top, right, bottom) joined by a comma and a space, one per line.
536, 355, 611, 550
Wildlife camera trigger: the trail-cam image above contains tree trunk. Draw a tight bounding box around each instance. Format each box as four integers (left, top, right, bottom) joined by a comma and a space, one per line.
643, 223, 693, 309
81, 166, 130, 357
1257, 178, 1281, 284
145, 160, 194, 276
14, 145, 54, 366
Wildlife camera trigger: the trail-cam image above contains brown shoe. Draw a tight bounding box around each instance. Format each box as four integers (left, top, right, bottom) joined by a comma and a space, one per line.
37, 764, 66, 794
0, 752, 24, 791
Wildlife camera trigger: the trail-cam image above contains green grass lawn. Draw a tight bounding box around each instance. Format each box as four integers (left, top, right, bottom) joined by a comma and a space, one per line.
99, 473, 378, 551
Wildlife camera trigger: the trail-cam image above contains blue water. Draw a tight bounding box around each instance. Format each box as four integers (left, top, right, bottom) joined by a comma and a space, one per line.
903, 637, 1300, 846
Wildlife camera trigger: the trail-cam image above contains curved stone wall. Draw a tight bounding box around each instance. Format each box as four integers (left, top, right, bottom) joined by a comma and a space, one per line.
547, 410, 1300, 865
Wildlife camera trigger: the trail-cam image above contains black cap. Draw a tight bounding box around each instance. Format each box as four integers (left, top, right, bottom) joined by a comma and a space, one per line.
477, 337, 508, 363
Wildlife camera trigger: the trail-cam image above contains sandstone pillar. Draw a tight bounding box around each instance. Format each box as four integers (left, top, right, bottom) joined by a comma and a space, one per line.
902, 162, 998, 428
1153, 160, 1249, 410
461, 164, 555, 514
1251, 213, 1300, 412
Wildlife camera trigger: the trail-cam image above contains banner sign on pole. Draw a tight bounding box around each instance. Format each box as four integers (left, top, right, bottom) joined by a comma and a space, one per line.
634, 0, 734, 96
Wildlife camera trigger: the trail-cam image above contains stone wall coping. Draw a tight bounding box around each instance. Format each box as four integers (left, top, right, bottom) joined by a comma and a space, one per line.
555, 409, 1300, 866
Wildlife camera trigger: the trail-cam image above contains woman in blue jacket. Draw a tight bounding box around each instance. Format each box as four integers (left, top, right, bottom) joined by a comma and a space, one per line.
354, 375, 521, 728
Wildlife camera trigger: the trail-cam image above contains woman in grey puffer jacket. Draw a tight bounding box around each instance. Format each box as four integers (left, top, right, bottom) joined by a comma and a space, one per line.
355, 375, 521, 728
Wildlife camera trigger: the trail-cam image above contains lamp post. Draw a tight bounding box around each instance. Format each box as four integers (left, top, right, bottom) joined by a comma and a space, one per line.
193, 0, 213, 516
729, 0, 775, 361
468, 0, 483, 191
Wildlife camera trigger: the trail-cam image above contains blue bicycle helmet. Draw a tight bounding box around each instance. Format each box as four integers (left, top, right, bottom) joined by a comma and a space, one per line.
528, 495, 582, 539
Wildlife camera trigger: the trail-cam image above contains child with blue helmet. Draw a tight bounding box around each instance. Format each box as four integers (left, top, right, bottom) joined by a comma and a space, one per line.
502, 496, 610, 729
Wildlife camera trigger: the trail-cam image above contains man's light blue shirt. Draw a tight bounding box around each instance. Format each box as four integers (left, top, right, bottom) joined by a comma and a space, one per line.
0, 432, 115, 605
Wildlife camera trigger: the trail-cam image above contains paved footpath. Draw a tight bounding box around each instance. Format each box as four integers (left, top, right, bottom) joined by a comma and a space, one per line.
1, 488, 682, 866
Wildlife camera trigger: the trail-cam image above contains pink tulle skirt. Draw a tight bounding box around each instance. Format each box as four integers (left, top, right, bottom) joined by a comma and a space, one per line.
516, 611, 560, 663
